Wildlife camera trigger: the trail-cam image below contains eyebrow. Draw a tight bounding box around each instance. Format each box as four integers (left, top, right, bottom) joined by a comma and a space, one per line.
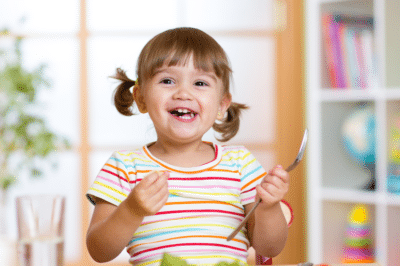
153, 67, 218, 83
202, 72, 218, 83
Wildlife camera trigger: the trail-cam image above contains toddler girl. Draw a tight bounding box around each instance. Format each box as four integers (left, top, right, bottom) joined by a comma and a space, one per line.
86, 27, 289, 265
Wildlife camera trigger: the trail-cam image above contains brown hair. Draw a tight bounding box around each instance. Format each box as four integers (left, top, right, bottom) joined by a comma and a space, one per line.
112, 27, 248, 142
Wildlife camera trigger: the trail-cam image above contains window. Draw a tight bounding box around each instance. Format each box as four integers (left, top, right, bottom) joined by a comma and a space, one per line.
1, 0, 279, 264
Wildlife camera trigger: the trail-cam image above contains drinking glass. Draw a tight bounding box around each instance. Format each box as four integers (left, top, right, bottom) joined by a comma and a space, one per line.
16, 195, 65, 266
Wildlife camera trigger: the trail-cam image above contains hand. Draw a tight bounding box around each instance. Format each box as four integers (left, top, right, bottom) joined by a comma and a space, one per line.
124, 170, 170, 217
256, 165, 289, 209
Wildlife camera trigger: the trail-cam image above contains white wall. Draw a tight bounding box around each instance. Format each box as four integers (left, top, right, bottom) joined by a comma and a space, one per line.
0, 0, 278, 263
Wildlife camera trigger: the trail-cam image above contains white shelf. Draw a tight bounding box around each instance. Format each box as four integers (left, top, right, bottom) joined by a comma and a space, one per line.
306, 0, 400, 265
320, 0, 373, 15
321, 187, 400, 207
320, 89, 382, 102
320, 88, 400, 102
385, 88, 400, 99
321, 187, 380, 204
386, 193, 400, 206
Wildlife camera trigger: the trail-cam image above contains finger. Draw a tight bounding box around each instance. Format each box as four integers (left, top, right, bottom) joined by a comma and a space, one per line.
147, 183, 170, 212
265, 173, 289, 191
160, 186, 170, 204
270, 166, 289, 184
153, 171, 169, 189
262, 175, 284, 194
268, 175, 287, 189
142, 170, 168, 187
261, 181, 280, 197
153, 193, 170, 214
140, 170, 160, 187
256, 184, 275, 203
147, 172, 169, 196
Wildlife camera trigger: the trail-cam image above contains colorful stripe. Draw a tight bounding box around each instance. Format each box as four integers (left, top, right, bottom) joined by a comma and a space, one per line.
135, 250, 246, 265
93, 181, 128, 198
104, 163, 130, 182
97, 175, 131, 192
130, 235, 248, 250
165, 200, 243, 211
132, 243, 247, 258
87, 144, 265, 265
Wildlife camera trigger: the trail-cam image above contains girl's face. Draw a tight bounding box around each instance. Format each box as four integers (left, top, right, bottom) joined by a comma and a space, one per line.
138, 55, 231, 145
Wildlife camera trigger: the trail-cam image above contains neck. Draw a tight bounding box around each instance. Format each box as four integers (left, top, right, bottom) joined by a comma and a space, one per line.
147, 139, 215, 167
150, 139, 210, 155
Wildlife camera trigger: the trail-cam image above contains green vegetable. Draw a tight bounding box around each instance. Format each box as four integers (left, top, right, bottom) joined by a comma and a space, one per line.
161, 253, 192, 266
160, 253, 248, 266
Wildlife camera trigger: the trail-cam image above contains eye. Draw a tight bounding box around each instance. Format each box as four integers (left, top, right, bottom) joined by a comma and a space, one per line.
195, 81, 208, 87
160, 78, 174, 85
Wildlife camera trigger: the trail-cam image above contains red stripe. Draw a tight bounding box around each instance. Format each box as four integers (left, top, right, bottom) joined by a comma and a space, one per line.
167, 177, 240, 182
101, 169, 128, 182
133, 242, 247, 257
155, 209, 244, 217
242, 186, 256, 194
136, 176, 240, 183
101, 169, 136, 184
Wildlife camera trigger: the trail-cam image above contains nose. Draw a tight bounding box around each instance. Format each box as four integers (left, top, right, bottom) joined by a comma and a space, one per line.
172, 83, 193, 101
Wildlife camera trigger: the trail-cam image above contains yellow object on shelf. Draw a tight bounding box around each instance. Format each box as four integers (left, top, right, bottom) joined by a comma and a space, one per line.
349, 204, 368, 224
341, 204, 375, 263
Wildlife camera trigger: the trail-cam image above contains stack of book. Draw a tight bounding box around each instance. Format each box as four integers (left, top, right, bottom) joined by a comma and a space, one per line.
322, 13, 378, 89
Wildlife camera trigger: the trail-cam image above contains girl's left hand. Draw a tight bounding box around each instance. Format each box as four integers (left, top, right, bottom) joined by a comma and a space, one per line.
255, 165, 290, 209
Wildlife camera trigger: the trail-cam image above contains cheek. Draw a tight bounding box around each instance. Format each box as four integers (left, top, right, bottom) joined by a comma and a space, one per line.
200, 98, 220, 115
145, 91, 166, 108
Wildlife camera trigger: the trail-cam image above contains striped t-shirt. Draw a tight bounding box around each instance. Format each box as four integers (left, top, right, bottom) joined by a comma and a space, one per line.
87, 143, 267, 266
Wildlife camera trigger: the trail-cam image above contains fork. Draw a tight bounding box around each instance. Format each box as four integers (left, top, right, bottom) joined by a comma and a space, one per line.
226, 128, 308, 241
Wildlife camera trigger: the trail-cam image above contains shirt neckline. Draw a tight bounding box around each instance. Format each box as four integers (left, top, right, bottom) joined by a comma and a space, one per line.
142, 142, 222, 173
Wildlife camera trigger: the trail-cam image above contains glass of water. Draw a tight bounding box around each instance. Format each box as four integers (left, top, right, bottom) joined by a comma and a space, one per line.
16, 195, 65, 266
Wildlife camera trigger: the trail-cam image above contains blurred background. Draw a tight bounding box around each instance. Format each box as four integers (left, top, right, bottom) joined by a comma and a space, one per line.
0, 0, 305, 265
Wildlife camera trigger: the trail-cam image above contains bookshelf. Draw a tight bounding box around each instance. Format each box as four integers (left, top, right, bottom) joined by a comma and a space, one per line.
306, 0, 400, 265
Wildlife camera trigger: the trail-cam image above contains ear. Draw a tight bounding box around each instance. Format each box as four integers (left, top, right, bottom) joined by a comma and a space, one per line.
217, 93, 232, 120
134, 87, 148, 114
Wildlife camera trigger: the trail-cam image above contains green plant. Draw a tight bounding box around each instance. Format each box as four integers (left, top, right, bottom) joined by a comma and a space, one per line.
0, 29, 71, 190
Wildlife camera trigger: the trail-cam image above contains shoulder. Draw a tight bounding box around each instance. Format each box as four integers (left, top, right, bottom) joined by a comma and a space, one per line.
114, 148, 147, 160
107, 148, 149, 169
219, 145, 264, 177
219, 144, 252, 160
115, 147, 150, 160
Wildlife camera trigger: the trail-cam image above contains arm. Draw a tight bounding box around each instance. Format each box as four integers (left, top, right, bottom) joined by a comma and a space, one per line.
86, 171, 170, 263
245, 201, 288, 258
86, 199, 144, 262
245, 165, 289, 258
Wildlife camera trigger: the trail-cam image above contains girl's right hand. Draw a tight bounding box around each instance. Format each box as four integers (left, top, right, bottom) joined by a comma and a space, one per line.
124, 170, 170, 217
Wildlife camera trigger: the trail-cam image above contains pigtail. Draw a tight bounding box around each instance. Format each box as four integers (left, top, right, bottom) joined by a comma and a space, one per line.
213, 102, 249, 142
111, 68, 137, 116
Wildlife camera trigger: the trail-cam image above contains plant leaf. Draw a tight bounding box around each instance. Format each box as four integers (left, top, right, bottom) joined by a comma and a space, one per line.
0, 175, 17, 190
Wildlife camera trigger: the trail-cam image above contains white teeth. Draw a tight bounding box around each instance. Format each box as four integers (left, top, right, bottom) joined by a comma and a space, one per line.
177, 109, 190, 114
170, 108, 196, 119
177, 113, 195, 120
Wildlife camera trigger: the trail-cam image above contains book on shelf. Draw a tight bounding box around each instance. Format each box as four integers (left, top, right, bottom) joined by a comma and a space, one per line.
321, 13, 378, 90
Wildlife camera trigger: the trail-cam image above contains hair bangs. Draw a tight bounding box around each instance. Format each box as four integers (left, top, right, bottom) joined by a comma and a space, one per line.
137, 28, 231, 88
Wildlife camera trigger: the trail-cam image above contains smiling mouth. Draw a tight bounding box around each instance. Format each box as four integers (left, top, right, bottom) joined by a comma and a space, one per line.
169, 108, 197, 120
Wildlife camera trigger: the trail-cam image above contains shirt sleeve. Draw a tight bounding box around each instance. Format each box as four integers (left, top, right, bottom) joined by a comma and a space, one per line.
239, 147, 267, 206
86, 152, 133, 206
